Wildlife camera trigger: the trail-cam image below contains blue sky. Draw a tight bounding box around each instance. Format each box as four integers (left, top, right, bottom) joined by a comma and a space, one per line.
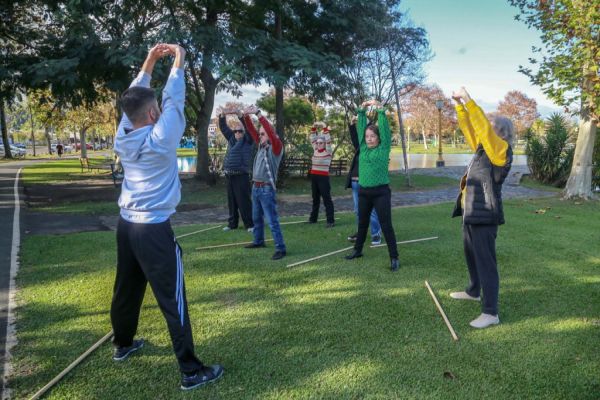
213, 0, 561, 117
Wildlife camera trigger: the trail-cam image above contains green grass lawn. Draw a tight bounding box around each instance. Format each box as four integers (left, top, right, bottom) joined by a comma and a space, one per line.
10, 197, 600, 399
21, 158, 113, 184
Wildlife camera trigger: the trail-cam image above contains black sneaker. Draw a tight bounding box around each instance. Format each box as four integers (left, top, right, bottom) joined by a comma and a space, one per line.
391, 258, 400, 272
244, 242, 266, 249
181, 365, 224, 391
347, 233, 358, 242
113, 339, 144, 361
272, 250, 286, 260
344, 250, 363, 260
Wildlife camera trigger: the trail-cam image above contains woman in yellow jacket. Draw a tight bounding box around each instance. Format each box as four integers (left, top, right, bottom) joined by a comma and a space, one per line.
450, 87, 513, 329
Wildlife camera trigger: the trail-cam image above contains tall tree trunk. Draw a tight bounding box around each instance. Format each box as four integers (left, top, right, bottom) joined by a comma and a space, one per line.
564, 69, 597, 199
45, 126, 52, 154
29, 103, 36, 156
388, 48, 411, 186
194, 67, 217, 183
421, 128, 427, 150
0, 98, 12, 158
80, 128, 88, 159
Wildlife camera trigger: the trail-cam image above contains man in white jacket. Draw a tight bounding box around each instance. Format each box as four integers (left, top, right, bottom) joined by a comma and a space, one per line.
111, 43, 223, 391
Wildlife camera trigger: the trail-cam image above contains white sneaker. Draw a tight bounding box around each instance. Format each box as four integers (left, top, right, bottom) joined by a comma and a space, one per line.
450, 291, 480, 301
247, 227, 254, 233
223, 227, 232, 232
469, 313, 500, 329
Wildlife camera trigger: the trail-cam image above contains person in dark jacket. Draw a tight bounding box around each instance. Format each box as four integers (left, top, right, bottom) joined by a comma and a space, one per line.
449, 87, 513, 329
219, 109, 255, 232
346, 116, 382, 245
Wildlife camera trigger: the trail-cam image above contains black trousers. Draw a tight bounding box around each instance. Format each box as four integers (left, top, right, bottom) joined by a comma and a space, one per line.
463, 223, 499, 315
355, 184, 398, 259
226, 173, 253, 229
309, 174, 335, 223
111, 218, 204, 374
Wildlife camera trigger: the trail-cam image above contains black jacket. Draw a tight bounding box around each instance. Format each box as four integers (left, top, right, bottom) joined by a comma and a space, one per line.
452, 145, 513, 225
219, 115, 255, 174
346, 123, 360, 189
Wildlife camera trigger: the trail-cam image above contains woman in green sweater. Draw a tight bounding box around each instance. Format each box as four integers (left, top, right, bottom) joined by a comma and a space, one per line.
345, 100, 399, 271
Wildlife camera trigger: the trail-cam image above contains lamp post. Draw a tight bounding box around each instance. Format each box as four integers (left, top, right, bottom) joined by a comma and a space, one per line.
435, 99, 445, 167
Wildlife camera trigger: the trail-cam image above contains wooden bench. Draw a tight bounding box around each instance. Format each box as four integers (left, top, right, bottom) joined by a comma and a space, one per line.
110, 163, 124, 187
79, 157, 112, 173
284, 157, 311, 177
329, 159, 348, 176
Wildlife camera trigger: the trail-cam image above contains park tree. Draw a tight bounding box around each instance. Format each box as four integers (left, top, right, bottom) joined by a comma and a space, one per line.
509, 0, 600, 199
401, 85, 455, 149
497, 90, 539, 139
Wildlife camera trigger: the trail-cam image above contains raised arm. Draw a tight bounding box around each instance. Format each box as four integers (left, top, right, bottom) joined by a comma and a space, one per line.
357, 108, 368, 151
376, 109, 391, 151
309, 125, 319, 150
455, 104, 478, 151
257, 112, 283, 155
464, 100, 508, 166
242, 114, 260, 143
218, 114, 234, 142
322, 127, 332, 154
151, 44, 187, 149
116, 44, 169, 134
349, 118, 359, 150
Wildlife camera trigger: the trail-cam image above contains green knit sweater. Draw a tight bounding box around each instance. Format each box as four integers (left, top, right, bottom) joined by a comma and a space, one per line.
357, 108, 391, 187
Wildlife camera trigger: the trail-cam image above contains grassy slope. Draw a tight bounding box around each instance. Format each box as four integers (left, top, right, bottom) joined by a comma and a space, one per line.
10, 197, 600, 399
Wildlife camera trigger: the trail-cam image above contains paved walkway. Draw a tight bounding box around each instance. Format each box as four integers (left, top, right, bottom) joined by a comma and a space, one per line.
97, 165, 554, 230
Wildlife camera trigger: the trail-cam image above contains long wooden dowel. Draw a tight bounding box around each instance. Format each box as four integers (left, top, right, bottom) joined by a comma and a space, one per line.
196, 239, 273, 251
176, 225, 222, 239
279, 218, 336, 226
425, 281, 459, 341
28, 331, 114, 400
286, 246, 354, 268
369, 236, 438, 248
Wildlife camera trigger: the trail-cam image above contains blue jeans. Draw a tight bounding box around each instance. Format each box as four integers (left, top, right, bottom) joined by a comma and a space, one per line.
352, 180, 381, 237
252, 185, 286, 252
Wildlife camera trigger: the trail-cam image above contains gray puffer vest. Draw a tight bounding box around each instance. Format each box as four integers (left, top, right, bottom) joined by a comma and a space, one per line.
452, 145, 513, 225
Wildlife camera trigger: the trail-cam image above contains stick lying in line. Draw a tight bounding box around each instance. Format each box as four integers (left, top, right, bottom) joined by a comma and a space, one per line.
424, 281, 459, 341
28, 331, 114, 400
370, 236, 438, 248
196, 239, 273, 251
286, 245, 354, 268
176, 225, 222, 239
279, 218, 336, 226
287, 236, 438, 268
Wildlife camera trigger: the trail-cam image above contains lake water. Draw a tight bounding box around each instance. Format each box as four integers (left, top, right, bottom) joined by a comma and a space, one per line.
177, 153, 527, 173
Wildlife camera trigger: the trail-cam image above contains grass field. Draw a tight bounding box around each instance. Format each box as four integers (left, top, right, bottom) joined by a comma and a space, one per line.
10, 196, 600, 399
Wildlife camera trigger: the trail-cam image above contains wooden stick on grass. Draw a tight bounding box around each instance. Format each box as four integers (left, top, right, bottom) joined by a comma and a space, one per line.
176, 225, 222, 239
425, 281, 459, 341
286, 245, 354, 268
369, 236, 438, 248
196, 239, 273, 251
28, 331, 114, 400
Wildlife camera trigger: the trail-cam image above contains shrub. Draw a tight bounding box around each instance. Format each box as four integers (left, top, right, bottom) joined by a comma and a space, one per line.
525, 113, 574, 187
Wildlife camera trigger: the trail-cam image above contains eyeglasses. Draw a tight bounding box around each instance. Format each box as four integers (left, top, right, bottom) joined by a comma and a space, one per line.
259, 132, 267, 136
233, 130, 244, 134
317, 142, 325, 145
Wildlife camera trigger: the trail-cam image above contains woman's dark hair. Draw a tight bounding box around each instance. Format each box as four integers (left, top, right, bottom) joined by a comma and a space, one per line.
365, 124, 380, 140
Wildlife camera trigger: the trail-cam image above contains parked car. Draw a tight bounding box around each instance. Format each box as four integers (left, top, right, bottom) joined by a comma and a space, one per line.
75, 143, 93, 150
0, 145, 26, 157
13, 143, 27, 149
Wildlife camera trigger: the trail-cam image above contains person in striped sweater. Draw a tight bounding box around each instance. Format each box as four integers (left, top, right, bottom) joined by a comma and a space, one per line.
307, 123, 335, 227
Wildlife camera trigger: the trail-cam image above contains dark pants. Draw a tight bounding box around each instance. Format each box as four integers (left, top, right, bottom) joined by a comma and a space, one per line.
111, 218, 204, 374
355, 184, 398, 259
309, 174, 335, 223
226, 173, 253, 229
463, 223, 499, 315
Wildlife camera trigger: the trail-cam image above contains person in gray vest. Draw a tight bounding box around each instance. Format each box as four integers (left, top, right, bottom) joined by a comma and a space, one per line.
241, 105, 287, 260
449, 87, 513, 329
218, 109, 255, 232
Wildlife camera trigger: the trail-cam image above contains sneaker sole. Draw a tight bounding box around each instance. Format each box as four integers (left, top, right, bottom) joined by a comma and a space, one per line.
470, 320, 500, 329
180, 369, 224, 391
112, 342, 144, 361
450, 295, 481, 301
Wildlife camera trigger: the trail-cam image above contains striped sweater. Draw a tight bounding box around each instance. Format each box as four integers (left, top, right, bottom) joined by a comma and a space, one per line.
309, 130, 332, 176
